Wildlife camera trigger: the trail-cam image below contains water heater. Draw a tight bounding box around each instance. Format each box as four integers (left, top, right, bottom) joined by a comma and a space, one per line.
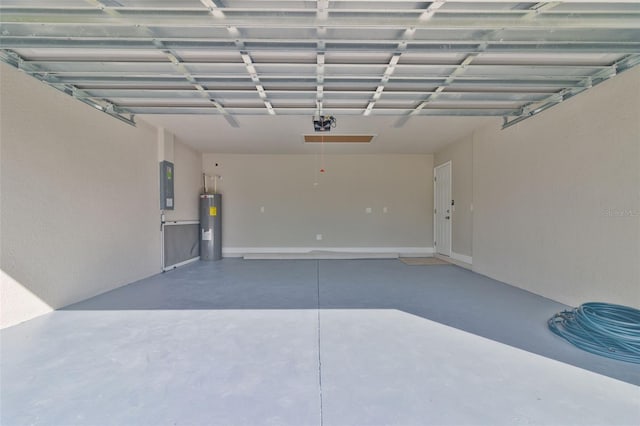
199, 194, 222, 260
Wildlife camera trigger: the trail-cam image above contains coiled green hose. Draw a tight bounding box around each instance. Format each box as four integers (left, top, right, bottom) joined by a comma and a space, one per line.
548, 302, 640, 364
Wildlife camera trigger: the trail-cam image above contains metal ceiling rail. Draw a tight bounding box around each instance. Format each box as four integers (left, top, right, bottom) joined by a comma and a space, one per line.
1, 3, 638, 13
114, 102, 525, 110
122, 106, 519, 116
78, 95, 552, 105
72, 88, 555, 97
394, 1, 560, 126
329, 0, 639, 2
240, 50, 276, 115
81, 0, 239, 127
1, 1, 638, 128
1, 11, 639, 29
363, 1, 438, 116
12, 60, 616, 69
2, 6, 639, 15
1, 34, 638, 46
16, 69, 608, 79
46, 77, 594, 88
213, 4, 277, 117
2, 38, 639, 55
314, 8, 327, 113
0, 49, 136, 126
18, 67, 598, 79
395, 54, 478, 126
503, 53, 640, 128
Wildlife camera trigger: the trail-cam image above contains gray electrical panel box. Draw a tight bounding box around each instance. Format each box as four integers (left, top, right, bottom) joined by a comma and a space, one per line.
200, 194, 222, 260
159, 160, 174, 210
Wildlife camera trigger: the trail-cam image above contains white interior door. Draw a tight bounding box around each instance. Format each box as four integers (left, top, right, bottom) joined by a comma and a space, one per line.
434, 162, 452, 256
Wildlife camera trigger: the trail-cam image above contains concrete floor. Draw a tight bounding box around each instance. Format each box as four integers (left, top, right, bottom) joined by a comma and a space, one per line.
1, 259, 639, 425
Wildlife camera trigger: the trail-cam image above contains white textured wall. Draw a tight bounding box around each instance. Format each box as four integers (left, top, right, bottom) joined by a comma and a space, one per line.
472, 66, 640, 307
0, 63, 161, 328
434, 137, 474, 259
202, 154, 433, 253
164, 139, 202, 222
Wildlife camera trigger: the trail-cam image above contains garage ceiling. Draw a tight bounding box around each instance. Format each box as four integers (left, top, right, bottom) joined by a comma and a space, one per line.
1, 1, 639, 152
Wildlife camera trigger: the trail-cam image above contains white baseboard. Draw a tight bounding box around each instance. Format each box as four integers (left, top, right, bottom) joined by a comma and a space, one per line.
223, 247, 434, 258
451, 252, 473, 265
434, 252, 472, 269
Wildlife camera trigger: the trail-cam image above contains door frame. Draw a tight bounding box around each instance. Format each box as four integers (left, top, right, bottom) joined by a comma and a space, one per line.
433, 161, 452, 257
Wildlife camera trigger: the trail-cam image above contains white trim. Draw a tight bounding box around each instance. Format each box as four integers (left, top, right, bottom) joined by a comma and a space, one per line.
434, 160, 452, 257
451, 252, 473, 265
433, 167, 436, 256
436, 252, 472, 270
163, 256, 200, 272
223, 247, 434, 258
163, 220, 199, 226
160, 215, 165, 271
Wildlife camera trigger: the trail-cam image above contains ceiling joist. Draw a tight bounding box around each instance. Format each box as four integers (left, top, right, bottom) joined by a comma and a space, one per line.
0, 1, 638, 128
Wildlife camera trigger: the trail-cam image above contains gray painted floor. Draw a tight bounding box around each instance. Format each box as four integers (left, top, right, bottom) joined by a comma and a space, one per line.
1, 259, 639, 425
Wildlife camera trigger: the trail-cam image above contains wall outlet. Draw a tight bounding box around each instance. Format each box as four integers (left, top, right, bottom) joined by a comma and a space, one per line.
383, 207, 388, 214
316, 234, 323, 241
260, 206, 265, 213
365, 207, 372, 214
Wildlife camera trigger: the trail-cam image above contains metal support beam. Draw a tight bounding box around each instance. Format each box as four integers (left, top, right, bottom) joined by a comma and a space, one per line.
419, 1, 445, 21
364, 53, 401, 116
1, 36, 638, 55
241, 51, 276, 115
226, 22, 275, 116
85, 0, 238, 127
394, 53, 478, 126
315, 1, 328, 115
1, 1, 635, 122
502, 54, 640, 129
122, 106, 520, 117
363, 9, 427, 117
199, 0, 225, 19
0, 49, 136, 126
1, 9, 638, 29
317, 0, 329, 21
395, 1, 573, 127
316, 52, 325, 115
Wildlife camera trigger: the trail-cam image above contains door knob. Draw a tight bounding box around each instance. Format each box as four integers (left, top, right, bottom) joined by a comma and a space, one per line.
445, 216, 450, 220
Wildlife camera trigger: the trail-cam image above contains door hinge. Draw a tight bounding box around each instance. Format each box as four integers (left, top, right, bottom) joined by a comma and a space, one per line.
434, 208, 437, 214
434, 241, 437, 246
434, 176, 437, 182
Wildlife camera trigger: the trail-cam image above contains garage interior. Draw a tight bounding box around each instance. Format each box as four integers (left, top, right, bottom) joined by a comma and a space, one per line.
1, 1, 639, 425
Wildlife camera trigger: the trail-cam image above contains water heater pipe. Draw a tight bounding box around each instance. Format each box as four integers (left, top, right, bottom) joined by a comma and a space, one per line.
202, 173, 221, 194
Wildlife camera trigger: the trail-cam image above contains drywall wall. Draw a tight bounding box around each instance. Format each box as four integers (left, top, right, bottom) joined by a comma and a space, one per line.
472, 66, 640, 307
0, 63, 161, 328
164, 139, 202, 222
434, 137, 474, 261
202, 154, 433, 255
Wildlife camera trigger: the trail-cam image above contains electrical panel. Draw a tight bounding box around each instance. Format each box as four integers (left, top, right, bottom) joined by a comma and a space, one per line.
159, 160, 174, 210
